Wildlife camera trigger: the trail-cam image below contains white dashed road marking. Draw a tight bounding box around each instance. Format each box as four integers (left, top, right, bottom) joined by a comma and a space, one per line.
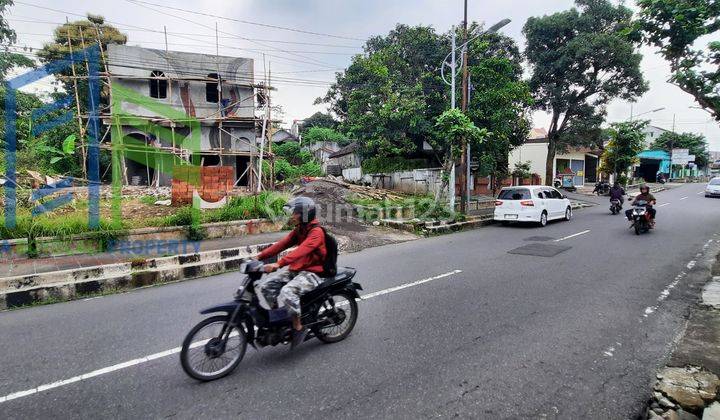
658, 203, 670, 207
554, 230, 591, 242
680, 196, 689, 200
0, 269, 463, 404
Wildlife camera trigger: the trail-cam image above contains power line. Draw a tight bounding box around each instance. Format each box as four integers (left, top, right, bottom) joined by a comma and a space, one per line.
122, 0, 337, 68
7, 17, 364, 49
11, 1, 343, 71
125, 0, 366, 42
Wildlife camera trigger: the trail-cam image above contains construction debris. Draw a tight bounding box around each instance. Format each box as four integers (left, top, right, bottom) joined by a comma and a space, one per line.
320, 176, 404, 201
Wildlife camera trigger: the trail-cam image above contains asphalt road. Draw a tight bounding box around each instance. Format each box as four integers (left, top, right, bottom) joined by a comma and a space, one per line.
1, 183, 719, 419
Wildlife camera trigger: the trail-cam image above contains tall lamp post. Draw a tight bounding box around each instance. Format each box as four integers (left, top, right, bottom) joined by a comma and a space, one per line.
441, 16, 511, 212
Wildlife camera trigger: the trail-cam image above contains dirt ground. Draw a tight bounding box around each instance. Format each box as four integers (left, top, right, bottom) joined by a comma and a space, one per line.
293, 179, 419, 252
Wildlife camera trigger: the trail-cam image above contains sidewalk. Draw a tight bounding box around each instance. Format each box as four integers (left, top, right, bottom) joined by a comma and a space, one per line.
0, 231, 288, 279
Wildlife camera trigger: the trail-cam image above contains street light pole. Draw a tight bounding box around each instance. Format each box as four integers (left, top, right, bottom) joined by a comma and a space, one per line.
459, 0, 469, 214
440, 16, 511, 213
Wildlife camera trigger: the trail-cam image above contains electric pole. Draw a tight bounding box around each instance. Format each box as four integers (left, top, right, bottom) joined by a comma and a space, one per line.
459, 0, 469, 214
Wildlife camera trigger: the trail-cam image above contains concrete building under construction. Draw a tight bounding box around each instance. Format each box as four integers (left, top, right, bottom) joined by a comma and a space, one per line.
103, 44, 273, 190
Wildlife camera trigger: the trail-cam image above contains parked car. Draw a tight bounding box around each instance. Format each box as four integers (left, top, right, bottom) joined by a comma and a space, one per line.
705, 177, 720, 198
494, 186, 573, 227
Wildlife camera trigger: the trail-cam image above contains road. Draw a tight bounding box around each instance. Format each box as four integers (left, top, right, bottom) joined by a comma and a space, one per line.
1, 183, 718, 419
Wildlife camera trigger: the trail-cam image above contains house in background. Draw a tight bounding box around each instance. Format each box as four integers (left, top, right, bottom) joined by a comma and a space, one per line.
271, 128, 299, 145
304, 141, 341, 171
104, 44, 268, 189
326, 142, 361, 177
642, 125, 670, 148
508, 128, 601, 186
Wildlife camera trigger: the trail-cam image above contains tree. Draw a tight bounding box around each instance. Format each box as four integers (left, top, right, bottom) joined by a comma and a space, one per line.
636, 0, 720, 121
524, 0, 648, 185
302, 127, 350, 146
299, 112, 338, 134
37, 15, 127, 178
651, 131, 711, 168
464, 26, 533, 190
319, 24, 449, 158
0, 0, 34, 80
599, 120, 647, 184
433, 109, 488, 202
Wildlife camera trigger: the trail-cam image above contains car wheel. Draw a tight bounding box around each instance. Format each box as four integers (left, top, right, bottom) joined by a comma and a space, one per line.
564, 207, 572, 221
539, 211, 548, 227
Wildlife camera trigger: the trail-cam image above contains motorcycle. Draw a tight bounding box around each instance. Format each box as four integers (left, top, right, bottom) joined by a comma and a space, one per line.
593, 181, 610, 196
610, 198, 622, 215
629, 200, 654, 235
180, 259, 362, 381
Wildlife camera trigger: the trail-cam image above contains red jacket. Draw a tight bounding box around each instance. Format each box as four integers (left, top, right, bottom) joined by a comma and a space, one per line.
257, 220, 327, 273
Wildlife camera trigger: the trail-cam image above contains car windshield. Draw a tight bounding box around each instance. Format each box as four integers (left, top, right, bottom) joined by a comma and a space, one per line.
498, 188, 531, 200
709, 179, 720, 186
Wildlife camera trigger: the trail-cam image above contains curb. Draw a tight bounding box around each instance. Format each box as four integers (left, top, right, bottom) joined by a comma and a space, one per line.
0, 243, 278, 310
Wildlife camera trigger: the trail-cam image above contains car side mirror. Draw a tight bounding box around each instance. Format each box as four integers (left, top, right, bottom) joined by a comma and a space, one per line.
562, 195, 567, 199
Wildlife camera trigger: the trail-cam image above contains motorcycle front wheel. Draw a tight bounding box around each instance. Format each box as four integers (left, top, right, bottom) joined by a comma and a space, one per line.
180, 315, 247, 381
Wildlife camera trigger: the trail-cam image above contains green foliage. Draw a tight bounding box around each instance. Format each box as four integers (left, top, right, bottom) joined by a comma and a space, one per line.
651, 131, 711, 168
361, 157, 428, 174
302, 127, 350, 146
273, 141, 313, 165
0, 212, 124, 243
600, 120, 648, 178
299, 112, 338, 134
433, 109, 488, 160
202, 192, 288, 224
464, 25, 533, 183
636, 0, 720, 121
524, 0, 648, 184
0, 0, 35, 79
321, 24, 449, 158
511, 161, 532, 179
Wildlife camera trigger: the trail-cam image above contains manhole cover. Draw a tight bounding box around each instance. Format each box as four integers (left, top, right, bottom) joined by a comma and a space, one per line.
508, 243, 571, 257
524, 236, 555, 242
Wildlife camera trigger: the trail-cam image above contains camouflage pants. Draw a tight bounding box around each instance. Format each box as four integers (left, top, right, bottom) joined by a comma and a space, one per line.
254, 269, 322, 317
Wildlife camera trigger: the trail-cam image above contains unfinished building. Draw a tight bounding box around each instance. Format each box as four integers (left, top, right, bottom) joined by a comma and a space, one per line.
103, 44, 273, 190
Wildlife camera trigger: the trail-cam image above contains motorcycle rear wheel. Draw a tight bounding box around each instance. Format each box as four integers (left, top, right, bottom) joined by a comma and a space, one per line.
180, 315, 247, 381
312, 291, 358, 344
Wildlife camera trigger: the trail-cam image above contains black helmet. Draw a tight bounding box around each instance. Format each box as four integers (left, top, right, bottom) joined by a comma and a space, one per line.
283, 196, 317, 223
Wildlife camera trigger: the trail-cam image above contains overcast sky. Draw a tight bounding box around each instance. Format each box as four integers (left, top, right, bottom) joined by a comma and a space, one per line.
7, 0, 720, 149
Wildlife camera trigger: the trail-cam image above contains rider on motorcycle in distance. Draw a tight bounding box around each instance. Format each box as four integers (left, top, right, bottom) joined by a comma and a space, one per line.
609, 182, 626, 208
253, 197, 326, 349
625, 184, 657, 225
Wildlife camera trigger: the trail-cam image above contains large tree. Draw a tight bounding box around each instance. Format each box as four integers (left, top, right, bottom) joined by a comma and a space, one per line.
321, 23, 531, 187
37, 15, 127, 179
651, 131, 711, 168
464, 25, 533, 190
320, 24, 448, 158
636, 0, 720, 121
524, 0, 648, 185
0, 0, 33, 79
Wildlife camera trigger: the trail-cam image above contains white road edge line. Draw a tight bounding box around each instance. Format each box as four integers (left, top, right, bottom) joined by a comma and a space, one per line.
554, 230, 591, 242
0, 269, 463, 404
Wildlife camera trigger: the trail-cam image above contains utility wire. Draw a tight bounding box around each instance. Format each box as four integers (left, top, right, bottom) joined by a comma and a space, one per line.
7, 17, 363, 48
125, 0, 366, 42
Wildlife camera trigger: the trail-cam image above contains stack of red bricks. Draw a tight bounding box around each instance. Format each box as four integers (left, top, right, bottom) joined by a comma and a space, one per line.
172, 165, 234, 205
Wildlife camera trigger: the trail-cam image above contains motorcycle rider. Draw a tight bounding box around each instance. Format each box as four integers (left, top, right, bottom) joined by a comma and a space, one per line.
625, 184, 657, 224
609, 182, 626, 208
254, 197, 326, 349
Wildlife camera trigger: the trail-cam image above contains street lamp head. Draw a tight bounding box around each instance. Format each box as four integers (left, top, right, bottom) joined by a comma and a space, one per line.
486, 18, 512, 34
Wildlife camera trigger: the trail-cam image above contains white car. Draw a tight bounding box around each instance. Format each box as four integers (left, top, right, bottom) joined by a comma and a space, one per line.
705, 177, 720, 198
494, 186, 573, 227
